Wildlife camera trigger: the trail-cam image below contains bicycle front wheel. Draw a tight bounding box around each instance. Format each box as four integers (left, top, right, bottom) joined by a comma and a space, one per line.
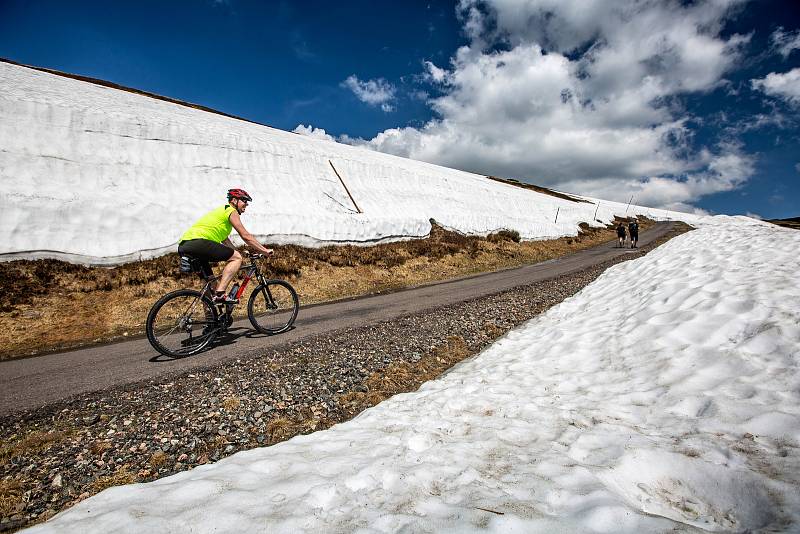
247, 281, 299, 334
146, 289, 218, 357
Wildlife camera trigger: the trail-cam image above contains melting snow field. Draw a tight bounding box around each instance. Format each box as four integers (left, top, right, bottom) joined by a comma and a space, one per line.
27, 217, 800, 533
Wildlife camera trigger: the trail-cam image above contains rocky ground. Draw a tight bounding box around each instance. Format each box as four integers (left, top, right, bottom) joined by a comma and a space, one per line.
0, 224, 691, 532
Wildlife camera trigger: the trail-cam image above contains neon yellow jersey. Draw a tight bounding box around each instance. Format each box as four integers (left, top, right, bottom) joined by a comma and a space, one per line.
180, 205, 235, 243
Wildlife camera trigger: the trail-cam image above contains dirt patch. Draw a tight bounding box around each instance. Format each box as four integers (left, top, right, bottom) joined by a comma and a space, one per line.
766, 217, 800, 230
0, 218, 653, 360
485, 175, 591, 204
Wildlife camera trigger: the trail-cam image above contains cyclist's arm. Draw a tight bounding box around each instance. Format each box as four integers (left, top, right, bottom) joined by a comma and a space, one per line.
229, 211, 273, 255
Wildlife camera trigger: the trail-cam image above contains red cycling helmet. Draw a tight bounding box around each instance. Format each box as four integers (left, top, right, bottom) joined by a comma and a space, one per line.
227, 188, 252, 202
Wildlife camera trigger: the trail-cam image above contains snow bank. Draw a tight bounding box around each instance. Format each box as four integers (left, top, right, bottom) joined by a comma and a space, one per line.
1, 62, 696, 265
26, 217, 800, 533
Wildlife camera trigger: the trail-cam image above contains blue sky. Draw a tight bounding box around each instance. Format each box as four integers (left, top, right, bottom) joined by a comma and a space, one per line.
1, 0, 798, 218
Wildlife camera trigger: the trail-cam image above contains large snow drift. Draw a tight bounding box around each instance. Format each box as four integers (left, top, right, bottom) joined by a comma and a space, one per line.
0, 62, 696, 265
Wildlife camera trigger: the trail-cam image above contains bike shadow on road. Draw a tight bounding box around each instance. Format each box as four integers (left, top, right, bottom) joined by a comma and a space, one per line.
148, 325, 295, 362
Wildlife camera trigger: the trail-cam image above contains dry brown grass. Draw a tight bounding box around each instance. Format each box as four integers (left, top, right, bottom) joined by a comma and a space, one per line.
265, 417, 294, 442
767, 217, 800, 230
481, 321, 505, 339
221, 396, 241, 412
485, 175, 592, 204
90, 468, 138, 493
259, 411, 326, 445
148, 450, 168, 468
0, 218, 653, 359
89, 440, 113, 455
0, 478, 24, 517
0, 430, 72, 465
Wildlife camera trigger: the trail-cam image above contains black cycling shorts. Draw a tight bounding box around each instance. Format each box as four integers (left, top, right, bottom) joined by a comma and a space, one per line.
178, 239, 234, 278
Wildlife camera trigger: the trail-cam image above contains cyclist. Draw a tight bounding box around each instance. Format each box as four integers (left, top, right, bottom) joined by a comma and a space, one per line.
178, 188, 273, 304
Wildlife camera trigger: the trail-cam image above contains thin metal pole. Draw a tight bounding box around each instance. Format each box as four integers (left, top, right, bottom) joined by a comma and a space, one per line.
624, 195, 633, 214
554, 207, 560, 223
593, 202, 600, 221
328, 160, 362, 214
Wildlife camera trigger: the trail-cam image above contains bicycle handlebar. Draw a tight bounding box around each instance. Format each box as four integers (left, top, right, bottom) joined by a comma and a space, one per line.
245, 250, 273, 259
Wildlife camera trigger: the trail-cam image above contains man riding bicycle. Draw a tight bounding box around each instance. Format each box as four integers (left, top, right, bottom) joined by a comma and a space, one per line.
178, 188, 273, 304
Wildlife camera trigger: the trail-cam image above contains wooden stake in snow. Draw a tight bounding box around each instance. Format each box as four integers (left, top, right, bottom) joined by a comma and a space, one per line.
625, 195, 634, 215
328, 160, 362, 214
593, 202, 600, 221
554, 207, 560, 223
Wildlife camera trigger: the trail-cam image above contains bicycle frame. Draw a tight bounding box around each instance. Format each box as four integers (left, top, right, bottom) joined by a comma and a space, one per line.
198, 259, 264, 300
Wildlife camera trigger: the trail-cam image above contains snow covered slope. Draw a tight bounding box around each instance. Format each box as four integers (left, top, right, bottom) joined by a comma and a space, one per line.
0, 61, 697, 266
25, 217, 800, 533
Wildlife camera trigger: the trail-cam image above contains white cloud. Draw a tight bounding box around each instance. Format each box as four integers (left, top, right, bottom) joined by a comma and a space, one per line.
554, 141, 754, 212
722, 111, 788, 135
771, 27, 800, 59
795, 162, 800, 173
293, 124, 336, 142
341, 75, 396, 112
751, 68, 800, 106
410, 90, 430, 101
301, 0, 756, 210
423, 61, 448, 84
293, 124, 364, 146
745, 212, 763, 220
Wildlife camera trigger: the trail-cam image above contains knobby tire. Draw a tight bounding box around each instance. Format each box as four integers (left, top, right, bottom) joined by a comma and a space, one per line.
146, 289, 218, 358
247, 280, 299, 335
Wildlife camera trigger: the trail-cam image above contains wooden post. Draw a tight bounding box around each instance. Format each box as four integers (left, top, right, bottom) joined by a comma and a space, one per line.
624, 195, 633, 215
328, 160, 362, 214
593, 202, 600, 221
554, 207, 560, 223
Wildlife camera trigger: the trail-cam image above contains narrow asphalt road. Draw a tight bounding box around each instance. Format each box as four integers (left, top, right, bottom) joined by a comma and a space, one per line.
0, 223, 674, 415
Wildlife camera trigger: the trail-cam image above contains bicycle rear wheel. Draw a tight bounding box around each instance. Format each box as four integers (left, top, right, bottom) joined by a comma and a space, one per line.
247, 280, 299, 334
146, 289, 218, 357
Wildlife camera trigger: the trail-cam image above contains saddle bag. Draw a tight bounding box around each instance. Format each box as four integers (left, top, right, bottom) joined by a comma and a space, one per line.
179, 256, 201, 274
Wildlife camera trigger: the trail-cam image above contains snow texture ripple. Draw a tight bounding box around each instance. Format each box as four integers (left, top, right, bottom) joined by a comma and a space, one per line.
26, 217, 800, 533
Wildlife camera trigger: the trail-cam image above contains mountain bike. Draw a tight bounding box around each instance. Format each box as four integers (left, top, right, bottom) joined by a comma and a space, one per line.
145, 252, 299, 358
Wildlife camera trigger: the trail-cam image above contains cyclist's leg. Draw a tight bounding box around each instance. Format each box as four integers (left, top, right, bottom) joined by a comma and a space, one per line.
216, 249, 243, 295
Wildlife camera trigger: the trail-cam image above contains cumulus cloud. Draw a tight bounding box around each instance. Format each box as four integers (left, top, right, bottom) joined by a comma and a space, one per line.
303, 0, 758, 210
293, 124, 336, 142
341, 75, 396, 112
751, 68, 800, 106
771, 27, 800, 59
555, 141, 754, 211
